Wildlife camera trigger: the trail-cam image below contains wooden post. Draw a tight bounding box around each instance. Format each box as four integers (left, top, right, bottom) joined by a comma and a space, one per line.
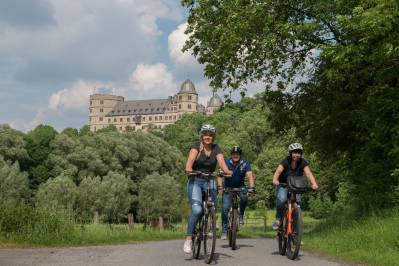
93, 211, 99, 224
128, 213, 134, 231
159, 216, 164, 230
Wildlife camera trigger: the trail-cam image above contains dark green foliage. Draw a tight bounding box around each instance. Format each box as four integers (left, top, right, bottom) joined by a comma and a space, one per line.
183, 0, 399, 213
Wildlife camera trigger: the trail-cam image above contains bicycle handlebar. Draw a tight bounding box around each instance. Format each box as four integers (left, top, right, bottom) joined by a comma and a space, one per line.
187, 171, 216, 178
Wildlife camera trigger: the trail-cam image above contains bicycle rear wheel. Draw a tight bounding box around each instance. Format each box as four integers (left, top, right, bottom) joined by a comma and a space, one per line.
203, 207, 216, 264
231, 209, 238, 250
278, 210, 287, 255
286, 204, 302, 260
192, 219, 202, 259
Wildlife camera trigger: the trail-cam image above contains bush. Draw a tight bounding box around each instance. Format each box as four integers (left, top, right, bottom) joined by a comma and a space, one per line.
309, 195, 333, 219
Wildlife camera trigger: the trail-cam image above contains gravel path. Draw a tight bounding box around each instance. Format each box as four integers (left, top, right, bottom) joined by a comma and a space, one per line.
0, 238, 351, 266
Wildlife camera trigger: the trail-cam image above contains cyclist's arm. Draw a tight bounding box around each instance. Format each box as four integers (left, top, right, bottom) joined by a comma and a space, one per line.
185, 148, 198, 173
216, 154, 231, 175
304, 166, 318, 189
272, 164, 284, 186
246, 171, 255, 187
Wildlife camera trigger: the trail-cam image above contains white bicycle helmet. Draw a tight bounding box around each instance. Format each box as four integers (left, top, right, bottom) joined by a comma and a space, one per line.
288, 143, 303, 152
200, 124, 216, 135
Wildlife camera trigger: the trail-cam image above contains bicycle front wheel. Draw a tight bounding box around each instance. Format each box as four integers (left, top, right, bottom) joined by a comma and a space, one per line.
231, 209, 238, 250
192, 219, 202, 259
286, 204, 303, 260
278, 210, 287, 255
203, 207, 216, 264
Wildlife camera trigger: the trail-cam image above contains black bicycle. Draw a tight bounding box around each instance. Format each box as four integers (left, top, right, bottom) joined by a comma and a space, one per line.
224, 187, 243, 250
189, 171, 217, 264
277, 180, 313, 260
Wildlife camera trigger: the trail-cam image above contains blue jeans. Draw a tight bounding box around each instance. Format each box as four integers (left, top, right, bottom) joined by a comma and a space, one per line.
186, 178, 217, 236
221, 186, 248, 232
275, 185, 301, 219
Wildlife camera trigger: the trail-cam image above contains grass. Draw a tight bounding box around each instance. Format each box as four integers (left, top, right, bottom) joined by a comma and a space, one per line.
304, 210, 399, 266
0, 223, 185, 248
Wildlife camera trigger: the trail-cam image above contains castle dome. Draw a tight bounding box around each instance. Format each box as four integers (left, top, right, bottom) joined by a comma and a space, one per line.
178, 79, 197, 94
207, 93, 223, 107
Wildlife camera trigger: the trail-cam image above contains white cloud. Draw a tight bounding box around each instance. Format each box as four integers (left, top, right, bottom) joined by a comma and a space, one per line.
129, 63, 176, 94
168, 23, 195, 65
48, 80, 106, 112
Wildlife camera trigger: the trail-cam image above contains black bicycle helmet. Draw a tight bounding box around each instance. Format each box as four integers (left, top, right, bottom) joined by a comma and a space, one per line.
230, 146, 242, 154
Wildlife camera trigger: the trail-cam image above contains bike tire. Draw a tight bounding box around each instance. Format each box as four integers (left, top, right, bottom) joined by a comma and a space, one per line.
192, 218, 202, 259
286, 204, 303, 260
278, 210, 288, 255
203, 208, 216, 264
231, 209, 238, 250
227, 209, 234, 247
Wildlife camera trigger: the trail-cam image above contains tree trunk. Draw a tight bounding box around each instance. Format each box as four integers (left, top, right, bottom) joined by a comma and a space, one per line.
159, 216, 164, 230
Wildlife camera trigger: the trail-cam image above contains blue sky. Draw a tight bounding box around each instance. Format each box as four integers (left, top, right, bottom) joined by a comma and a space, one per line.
0, 0, 264, 132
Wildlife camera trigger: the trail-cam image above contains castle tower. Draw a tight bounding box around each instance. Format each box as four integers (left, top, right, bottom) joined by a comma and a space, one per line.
206, 92, 223, 115
89, 94, 124, 131
177, 79, 198, 114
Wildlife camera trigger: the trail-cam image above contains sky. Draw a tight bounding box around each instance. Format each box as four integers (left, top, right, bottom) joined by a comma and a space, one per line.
0, 0, 265, 132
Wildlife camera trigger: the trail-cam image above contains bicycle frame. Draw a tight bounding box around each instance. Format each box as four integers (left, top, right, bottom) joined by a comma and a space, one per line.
284, 192, 297, 238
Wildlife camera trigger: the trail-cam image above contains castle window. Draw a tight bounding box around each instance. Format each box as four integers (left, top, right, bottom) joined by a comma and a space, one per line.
179, 114, 181, 118
99, 117, 103, 121
139, 109, 143, 112
188, 96, 192, 100
127, 118, 130, 122
117, 110, 120, 113
89, 117, 92, 122
134, 109, 137, 112
173, 116, 176, 120
179, 104, 181, 109
100, 108, 103, 112
159, 116, 162, 121
120, 118, 123, 122
114, 118, 117, 122
165, 116, 168, 121
179, 95, 182, 100
90, 108, 92, 113
123, 110, 125, 113
169, 116, 172, 120
90, 101, 93, 106
188, 104, 191, 109
149, 116, 152, 121
119, 127, 122, 130
143, 117, 146, 121
145, 108, 148, 112
100, 100, 104, 104
151, 108, 154, 112
157, 108, 160, 111
94, 126, 96, 131
108, 118, 111, 123
155, 116, 158, 121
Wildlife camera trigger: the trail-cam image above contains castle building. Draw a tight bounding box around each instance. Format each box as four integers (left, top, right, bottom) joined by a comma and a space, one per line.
89, 79, 223, 132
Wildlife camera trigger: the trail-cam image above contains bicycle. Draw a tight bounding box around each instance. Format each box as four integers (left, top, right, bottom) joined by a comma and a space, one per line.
224, 187, 245, 250
188, 171, 217, 264
277, 180, 313, 260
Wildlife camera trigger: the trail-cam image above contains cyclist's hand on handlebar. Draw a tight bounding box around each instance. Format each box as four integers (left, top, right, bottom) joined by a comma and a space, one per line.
272, 179, 279, 186
311, 183, 318, 190
217, 185, 224, 194
218, 170, 233, 177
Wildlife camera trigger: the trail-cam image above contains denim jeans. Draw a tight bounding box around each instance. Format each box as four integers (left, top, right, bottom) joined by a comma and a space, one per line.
275, 185, 301, 219
186, 178, 217, 236
221, 186, 248, 232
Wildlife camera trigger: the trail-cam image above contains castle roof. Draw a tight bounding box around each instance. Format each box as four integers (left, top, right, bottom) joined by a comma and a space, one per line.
178, 79, 197, 94
105, 99, 171, 116
207, 93, 223, 108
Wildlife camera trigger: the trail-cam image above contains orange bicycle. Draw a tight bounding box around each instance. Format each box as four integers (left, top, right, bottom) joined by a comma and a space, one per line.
277, 179, 313, 260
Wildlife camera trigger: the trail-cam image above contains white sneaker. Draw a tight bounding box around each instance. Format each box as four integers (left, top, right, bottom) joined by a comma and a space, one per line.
221, 232, 227, 240
183, 240, 192, 254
